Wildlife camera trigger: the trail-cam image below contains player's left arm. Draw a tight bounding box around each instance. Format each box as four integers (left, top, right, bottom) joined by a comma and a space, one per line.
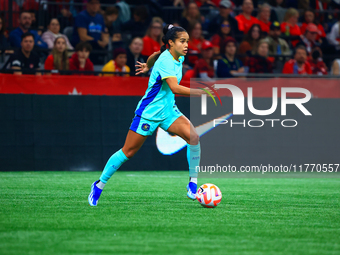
165, 77, 207, 96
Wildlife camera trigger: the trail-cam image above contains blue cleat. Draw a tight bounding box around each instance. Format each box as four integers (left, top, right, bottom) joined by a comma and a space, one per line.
186, 182, 197, 200
88, 180, 102, 206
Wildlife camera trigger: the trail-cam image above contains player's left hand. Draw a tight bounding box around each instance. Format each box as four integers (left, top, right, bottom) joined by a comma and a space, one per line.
135, 62, 149, 75
203, 86, 215, 95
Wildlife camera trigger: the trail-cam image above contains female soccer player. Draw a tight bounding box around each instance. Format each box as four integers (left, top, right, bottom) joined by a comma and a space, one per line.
88, 24, 208, 206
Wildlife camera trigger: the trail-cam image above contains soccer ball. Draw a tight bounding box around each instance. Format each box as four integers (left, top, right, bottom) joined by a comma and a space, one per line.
196, 183, 222, 208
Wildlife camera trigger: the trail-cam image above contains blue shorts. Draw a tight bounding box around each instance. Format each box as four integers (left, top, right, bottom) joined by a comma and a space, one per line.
129, 105, 183, 136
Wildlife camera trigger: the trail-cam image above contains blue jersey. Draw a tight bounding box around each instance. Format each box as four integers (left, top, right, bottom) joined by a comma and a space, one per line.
135, 50, 184, 121
72, 10, 105, 46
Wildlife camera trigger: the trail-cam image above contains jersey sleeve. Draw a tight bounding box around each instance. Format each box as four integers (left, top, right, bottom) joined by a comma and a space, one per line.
75, 14, 87, 29
158, 58, 176, 80
9, 55, 21, 68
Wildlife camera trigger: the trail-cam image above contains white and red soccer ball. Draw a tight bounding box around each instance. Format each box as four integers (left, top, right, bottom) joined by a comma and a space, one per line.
196, 183, 222, 208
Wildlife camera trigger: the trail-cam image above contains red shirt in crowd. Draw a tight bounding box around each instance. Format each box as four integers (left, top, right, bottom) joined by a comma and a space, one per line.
300, 23, 326, 40
188, 38, 205, 66
282, 59, 312, 74
69, 53, 94, 72
194, 0, 220, 7
246, 56, 273, 73
258, 20, 271, 34
44, 55, 68, 71
308, 59, 328, 75
193, 59, 215, 78
211, 34, 222, 49
235, 14, 259, 34
44, 55, 55, 70
141, 36, 161, 57
280, 22, 301, 46
281, 22, 301, 36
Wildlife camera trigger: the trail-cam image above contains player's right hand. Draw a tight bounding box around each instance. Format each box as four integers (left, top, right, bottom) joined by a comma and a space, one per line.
135, 61, 149, 75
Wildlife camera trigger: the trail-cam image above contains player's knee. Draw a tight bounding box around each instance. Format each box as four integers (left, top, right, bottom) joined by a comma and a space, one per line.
122, 148, 138, 158
190, 132, 200, 145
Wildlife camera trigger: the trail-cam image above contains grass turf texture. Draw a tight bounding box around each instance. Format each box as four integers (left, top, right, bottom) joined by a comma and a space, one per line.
1, 171, 339, 255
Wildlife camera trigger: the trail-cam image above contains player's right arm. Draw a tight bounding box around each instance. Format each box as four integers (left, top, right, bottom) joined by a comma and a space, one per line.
135, 50, 161, 75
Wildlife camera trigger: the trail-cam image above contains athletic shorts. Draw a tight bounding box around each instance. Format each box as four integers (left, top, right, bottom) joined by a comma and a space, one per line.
129, 105, 183, 136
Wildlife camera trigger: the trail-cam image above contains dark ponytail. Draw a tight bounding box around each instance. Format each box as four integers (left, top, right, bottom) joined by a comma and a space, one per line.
160, 24, 187, 53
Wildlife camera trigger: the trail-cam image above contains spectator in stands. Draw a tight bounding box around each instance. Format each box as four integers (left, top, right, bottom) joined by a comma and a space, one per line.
216, 37, 244, 78
58, 3, 75, 30
180, 1, 202, 31
246, 39, 273, 73
44, 37, 69, 71
9, 11, 48, 49
282, 45, 312, 74
257, 3, 272, 34
208, 0, 240, 38
238, 24, 262, 64
26, 9, 42, 33
104, 6, 119, 38
47, 0, 81, 31
108, 5, 125, 35
327, 18, 340, 53
296, 23, 320, 56
102, 48, 130, 76
141, 17, 163, 57
187, 21, 206, 66
269, 0, 287, 23
331, 59, 340, 75
300, 8, 326, 43
8, 32, 40, 75
126, 37, 147, 75
0, 16, 9, 52
308, 47, 328, 75
235, 0, 259, 34
211, 19, 235, 55
264, 21, 290, 56
41, 19, 74, 50
71, 0, 109, 63
193, 40, 215, 80
121, 5, 149, 38
69, 41, 94, 72
280, 8, 301, 46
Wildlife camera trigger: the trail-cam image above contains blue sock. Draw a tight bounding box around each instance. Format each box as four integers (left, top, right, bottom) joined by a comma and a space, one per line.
99, 149, 129, 184
187, 142, 200, 179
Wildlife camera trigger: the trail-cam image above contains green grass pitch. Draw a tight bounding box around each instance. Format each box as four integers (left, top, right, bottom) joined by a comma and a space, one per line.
1, 171, 339, 255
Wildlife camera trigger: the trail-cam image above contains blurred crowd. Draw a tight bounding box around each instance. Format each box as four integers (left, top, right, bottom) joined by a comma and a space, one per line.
1, 0, 340, 76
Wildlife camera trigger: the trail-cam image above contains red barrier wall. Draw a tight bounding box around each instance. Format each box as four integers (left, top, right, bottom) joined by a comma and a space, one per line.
0, 74, 339, 98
